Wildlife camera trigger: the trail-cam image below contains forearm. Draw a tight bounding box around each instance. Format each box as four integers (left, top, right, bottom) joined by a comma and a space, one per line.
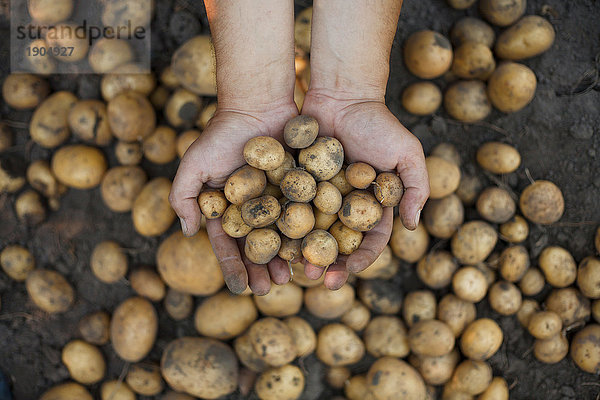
309, 0, 403, 101
205, 0, 295, 112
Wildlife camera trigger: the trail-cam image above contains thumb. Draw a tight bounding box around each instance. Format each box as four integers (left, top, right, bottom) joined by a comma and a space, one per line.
169, 151, 206, 236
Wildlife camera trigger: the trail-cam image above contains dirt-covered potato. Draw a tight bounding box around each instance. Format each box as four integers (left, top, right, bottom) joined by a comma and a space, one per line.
341, 300, 371, 331
477, 142, 521, 175
88, 38, 133, 73
0, 244, 34, 281
222, 204, 254, 238
519, 180, 564, 224
408, 319, 455, 357
51, 145, 107, 190
460, 318, 503, 360
534, 333, 569, 364
132, 178, 175, 236
327, 366, 351, 389
330, 220, 363, 255
313, 206, 338, 231
110, 296, 157, 362
240, 195, 281, 228
235, 333, 269, 373
90, 240, 127, 283
196, 190, 227, 220
517, 298, 540, 327
456, 173, 483, 206
499, 215, 529, 243
423, 193, 464, 239
101, 63, 156, 101
338, 190, 383, 232
298, 137, 344, 181
255, 364, 305, 400
451, 42, 496, 80
402, 290, 436, 327
437, 294, 477, 337
130, 267, 166, 302
451, 220, 498, 265
402, 82, 442, 115
24, 39, 57, 74
417, 251, 457, 289
68, 100, 113, 146
577, 257, 600, 299
488, 62, 536, 112
284, 316, 317, 357
248, 317, 297, 367
2, 73, 49, 110
476, 187, 516, 223
359, 279, 403, 314
444, 80, 492, 122
171, 36, 217, 96
107, 91, 156, 142
479, 377, 509, 400
284, 115, 319, 149
570, 324, 600, 373
488, 281, 522, 315
367, 357, 426, 400
26, 269, 74, 313
115, 141, 143, 165
224, 165, 266, 205
390, 219, 429, 263
30, 91, 77, 148
157, 230, 225, 295
277, 237, 302, 262
312, 181, 342, 215
101, 166, 147, 212
452, 266, 488, 302
404, 30, 453, 79
356, 245, 398, 280
409, 349, 459, 386
254, 282, 303, 317
345, 375, 371, 400
495, 15, 555, 60
102, 0, 152, 27
44, 23, 89, 62
545, 288, 591, 326
100, 380, 136, 400
28, 0, 73, 23
280, 169, 317, 203
143, 126, 177, 164
528, 311, 562, 339
345, 163, 376, 190
197, 102, 217, 129
164, 288, 193, 320
426, 156, 461, 199
499, 245, 530, 282
364, 316, 410, 358
161, 337, 238, 398
245, 228, 281, 264
519, 267, 545, 296
317, 323, 365, 366
479, 0, 526, 26
263, 152, 294, 187
301, 229, 338, 267
62, 340, 105, 384
450, 360, 492, 396
176, 129, 201, 158
304, 283, 355, 319
329, 168, 354, 196
371, 172, 403, 207
294, 7, 312, 53
78, 311, 110, 345
242, 136, 285, 171
15, 190, 46, 224
539, 246, 576, 288
164, 89, 202, 129
125, 363, 163, 396
39, 382, 93, 400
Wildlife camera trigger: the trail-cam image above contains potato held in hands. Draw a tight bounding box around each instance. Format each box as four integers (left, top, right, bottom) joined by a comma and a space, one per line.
338, 190, 383, 232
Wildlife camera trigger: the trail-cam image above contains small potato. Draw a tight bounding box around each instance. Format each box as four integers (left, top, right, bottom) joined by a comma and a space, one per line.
431, 143, 461, 166
374, 172, 404, 207
68, 100, 113, 146
2, 73, 49, 110
302, 229, 338, 267
479, 0, 526, 26
367, 357, 426, 400
130, 267, 166, 302
241, 195, 281, 228
110, 296, 158, 362
402, 290, 436, 327
539, 246, 576, 288
294, 7, 312, 53
345, 163, 376, 190
426, 156, 461, 199
452, 266, 488, 302
423, 193, 464, 239
266, 152, 296, 186
198, 190, 228, 220
254, 282, 303, 317
25, 39, 57, 74
28, 0, 73, 24
534, 333, 569, 364
402, 82, 442, 115
460, 318, 503, 360
528, 311, 562, 339
44, 23, 89, 62
317, 323, 365, 366
132, 178, 176, 237
224, 165, 267, 205
150, 86, 169, 109
451, 42, 496, 80
284, 316, 317, 357
417, 251, 458, 289
499, 245, 530, 282
313, 206, 338, 231
248, 317, 297, 367
40, 382, 92, 400
495, 15, 555, 60
30, 91, 77, 148
171, 36, 217, 96
477, 142, 521, 174
278, 237, 302, 262
437, 294, 477, 337
115, 141, 143, 165
570, 324, 600, 374
245, 228, 281, 264
364, 316, 410, 358
499, 215, 529, 243
165, 89, 202, 128
164, 289, 193, 320
519, 267, 545, 296
456, 173, 483, 206
577, 256, 600, 298
408, 319, 455, 357
358, 279, 402, 314
304, 283, 355, 319
519, 180, 564, 225
545, 288, 591, 326
126, 363, 163, 396
107, 91, 156, 141
255, 365, 305, 400
0, 244, 35, 281
390, 219, 429, 263
451, 220, 498, 265
447, 0, 476, 9
176, 129, 201, 158
450, 360, 492, 395
345, 375, 371, 400
329, 167, 354, 196
341, 300, 371, 331
444, 80, 492, 123
101, 63, 156, 101
487, 62, 536, 112
88, 38, 133, 73
410, 350, 459, 386
339, 190, 383, 232
78, 311, 110, 345
62, 340, 106, 384
101, 166, 147, 212
160, 66, 180, 88
313, 181, 342, 214
476, 187, 516, 224
327, 366, 351, 389
143, 126, 177, 164
298, 137, 344, 181
356, 245, 398, 280
101, 381, 136, 400
517, 298, 540, 327
330, 220, 363, 255
244, 136, 285, 171
488, 281, 522, 315
281, 168, 317, 202
478, 377, 509, 400
404, 30, 453, 79
51, 145, 107, 189
197, 102, 217, 129
15, 190, 46, 225
222, 204, 254, 238
235, 333, 269, 373
101, 0, 152, 29
26, 269, 74, 313
284, 115, 319, 149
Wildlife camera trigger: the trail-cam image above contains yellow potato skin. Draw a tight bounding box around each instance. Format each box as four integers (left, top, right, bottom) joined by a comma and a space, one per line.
495, 15, 555, 60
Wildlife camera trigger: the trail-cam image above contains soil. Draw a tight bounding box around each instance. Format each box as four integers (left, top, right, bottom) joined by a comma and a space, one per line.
1, 0, 599, 399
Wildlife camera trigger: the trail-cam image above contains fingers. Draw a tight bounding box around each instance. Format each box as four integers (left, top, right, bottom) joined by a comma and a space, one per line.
346, 207, 394, 273
240, 244, 271, 296
396, 137, 430, 230
267, 257, 291, 285
324, 255, 349, 290
206, 219, 248, 294
304, 262, 326, 280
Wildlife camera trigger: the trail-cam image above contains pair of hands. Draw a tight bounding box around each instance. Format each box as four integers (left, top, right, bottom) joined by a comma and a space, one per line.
169, 89, 429, 295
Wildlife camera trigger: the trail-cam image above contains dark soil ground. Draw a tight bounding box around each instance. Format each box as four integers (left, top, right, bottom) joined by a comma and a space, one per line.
1, 0, 599, 399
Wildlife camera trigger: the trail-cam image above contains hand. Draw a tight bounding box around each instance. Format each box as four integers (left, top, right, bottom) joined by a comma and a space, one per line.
300, 89, 430, 289
169, 104, 298, 295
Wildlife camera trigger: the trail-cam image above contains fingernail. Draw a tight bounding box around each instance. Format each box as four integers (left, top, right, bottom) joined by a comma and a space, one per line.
414, 208, 422, 228
180, 217, 188, 236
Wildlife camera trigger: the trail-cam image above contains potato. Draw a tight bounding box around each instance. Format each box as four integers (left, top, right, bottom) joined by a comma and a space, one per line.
280, 169, 317, 203
409, 349, 459, 386
254, 282, 303, 317
577, 256, 600, 298
171, 36, 217, 96
301, 229, 339, 267
284, 316, 317, 357
451, 360, 492, 395
364, 316, 410, 358
402, 82, 442, 115
163, 288, 193, 320
15, 190, 46, 224
316, 323, 365, 366
176, 129, 201, 158
143, 126, 177, 164
476, 187, 516, 224
102, 0, 152, 27
28, 0, 73, 23
160, 66, 179, 88
359, 279, 402, 314
329, 167, 354, 196
161, 337, 238, 398
593, 300, 600, 323
157, 230, 225, 295
404, 30, 453, 79
44, 23, 89, 62
538, 246, 576, 287
161, 392, 196, 400
197, 102, 217, 129
51, 145, 107, 190
107, 91, 156, 141
100, 381, 136, 400
408, 319, 455, 357
341, 300, 371, 331
130, 267, 166, 301
248, 317, 297, 367
298, 137, 344, 181
498, 245, 530, 282
26, 269, 74, 313
478, 377, 509, 400
311, 181, 342, 215
431, 143, 460, 165
78, 311, 110, 345
224, 165, 267, 205
165, 89, 202, 128
451, 18, 494, 48
24, 39, 57, 74
367, 357, 426, 400
245, 228, 281, 264
527, 311, 562, 340
444, 80, 492, 123
304, 283, 354, 319
534, 333, 569, 364
402, 290, 436, 327
330, 220, 363, 255
262, 155, 294, 189
545, 288, 591, 326
98, 166, 146, 212
125, 363, 163, 396
242, 136, 285, 171
437, 294, 477, 337
460, 318, 503, 360
570, 324, 600, 373
327, 366, 351, 389
284, 115, 319, 149
356, 245, 398, 280
499, 215, 528, 243
451, 220, 498, 265
452, 266, 488, 302
345, 375, 372, 400
2, 73, 49, 110
62, 340, 105, 384
68, 100, 113, 146
451, 43, 496, 80
29, 91, 77, 148
345, 162, 376, 190
427, 156, 461, 199
240, 195, 281, 228
294, 7, 312, 53
312, 206, 338, 231
370, 173, 403, 208
255, 365, 305, 400
110, 296, 157, 362
88, 38, 133, 73
417, 251, 458, 289
40, 382, 92, 400
517, 298, 540, 327
423, 194, 464, 239
479, 0, 526, 26
337, 190, 383, 233
132, 177, 175, 236
195, 190, 227, 220
101, 63, 156, 101
456, 173, 483, 206
0, 244, 34, 281
519, 180, 564, 224
447, 0, 476, 9
488, 281, 522, 315
495, 15, 555, 60
90, 240, 127, 283
390, 219, 429, 263
222, 204, 254, 238
519, 267, 545, 296
115, 141, 143, 165
488, 62, 536, 112
235, 333, 269, 373
276, 237, 301, 262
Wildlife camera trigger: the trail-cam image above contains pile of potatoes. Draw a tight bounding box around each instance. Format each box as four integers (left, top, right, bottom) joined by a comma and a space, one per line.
401, 0, 556, 121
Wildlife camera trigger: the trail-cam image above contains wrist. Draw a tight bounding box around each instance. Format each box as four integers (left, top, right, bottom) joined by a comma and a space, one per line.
307, 67, 387, 104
